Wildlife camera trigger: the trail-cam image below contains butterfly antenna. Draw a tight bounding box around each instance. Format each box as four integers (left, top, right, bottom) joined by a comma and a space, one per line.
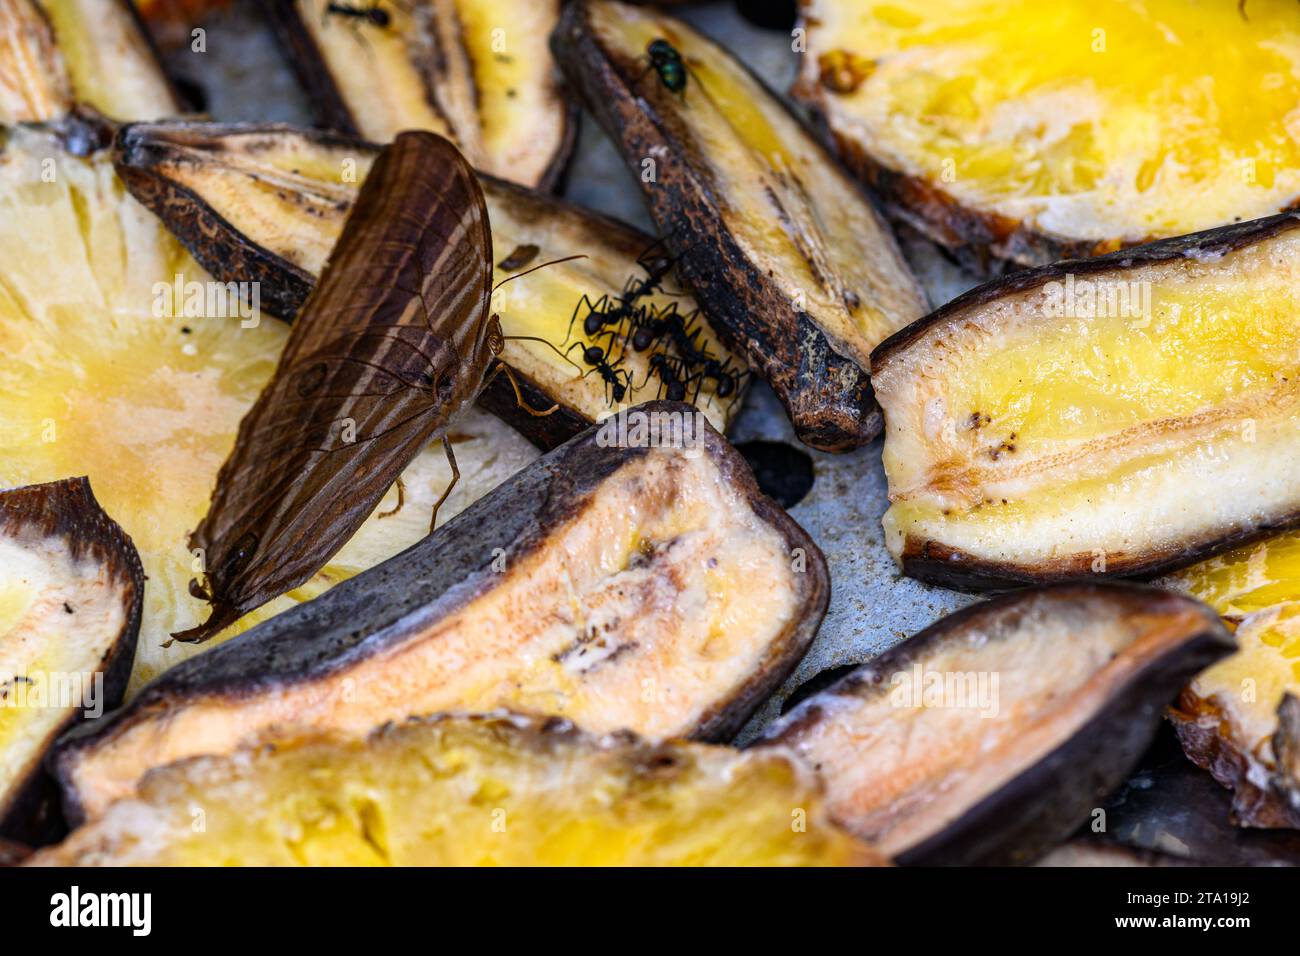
492, 254, 588, 293
501, 333, 584, 373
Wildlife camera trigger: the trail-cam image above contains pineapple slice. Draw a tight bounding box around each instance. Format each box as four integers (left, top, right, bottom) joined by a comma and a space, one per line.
0, 127, 538, 692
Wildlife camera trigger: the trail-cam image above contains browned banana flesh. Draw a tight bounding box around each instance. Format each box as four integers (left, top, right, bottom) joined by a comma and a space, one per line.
0, 0, 177, 125
0, 477, 142, 843
54, 404, 828, 822
759, 584, 1234, 865
262, 0, 574, 190
873, 213, 1300, 589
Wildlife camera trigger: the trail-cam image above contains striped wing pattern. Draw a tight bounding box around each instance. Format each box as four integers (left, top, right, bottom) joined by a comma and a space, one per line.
176, 131, 493, 642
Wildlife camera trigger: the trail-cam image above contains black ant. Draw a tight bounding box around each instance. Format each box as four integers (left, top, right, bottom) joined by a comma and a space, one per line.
626, 243, 678, 301
645, 353, 698, 403
664, 308, 709, 362
585, 250, 676, 334
628, 303, 680, 353
697, 355, 743, 399
592, 295, 665, 360
561, 293, 644, 357
560, 239, 745, 409
629, 313, 668, 353
566, 336, 633, 404
627, 303, 697, 356
563, 245, 678, 352
563, 293, 613, 343
325, 1, 392, 28
636, 304, 744, 401
594, 244, 684, 346
645, 353, 686, 402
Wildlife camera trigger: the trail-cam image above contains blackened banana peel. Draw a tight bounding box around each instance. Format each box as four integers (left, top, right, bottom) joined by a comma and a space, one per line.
0, 478, 142, 842
54, 405, 828, 822
759, 584, 1234, 865
552, 0, 926, 452
874, 213, 1300, 589
1172, 684, 1300, 831
1166, 536, 1300, 829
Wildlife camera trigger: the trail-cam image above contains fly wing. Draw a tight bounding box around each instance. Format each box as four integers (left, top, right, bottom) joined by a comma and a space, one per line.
177, 130, 493, 643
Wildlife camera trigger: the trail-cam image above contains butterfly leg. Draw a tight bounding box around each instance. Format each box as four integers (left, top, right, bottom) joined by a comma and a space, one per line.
484, 360, 560, 418
377, 475, 405, 519
429, 435, 460, 533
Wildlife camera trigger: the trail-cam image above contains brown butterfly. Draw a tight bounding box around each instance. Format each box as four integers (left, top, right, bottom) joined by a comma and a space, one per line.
174, 130, 554, 644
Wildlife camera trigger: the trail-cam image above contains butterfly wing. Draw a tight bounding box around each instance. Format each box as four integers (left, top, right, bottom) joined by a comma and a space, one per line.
176, 131, 493, 642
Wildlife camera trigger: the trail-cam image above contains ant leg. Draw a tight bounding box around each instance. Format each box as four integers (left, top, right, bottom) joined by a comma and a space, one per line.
564, 340, 590, 372
377, 475, 406, 519
564, 295, 587, 346
588, 326, 624, 368
611, 304, 649, 362
564, 295, 608, 346
429, 434, 460, 532
690, 368, 707, 405
342, 15, 378, 63
635, 362, 656, 392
